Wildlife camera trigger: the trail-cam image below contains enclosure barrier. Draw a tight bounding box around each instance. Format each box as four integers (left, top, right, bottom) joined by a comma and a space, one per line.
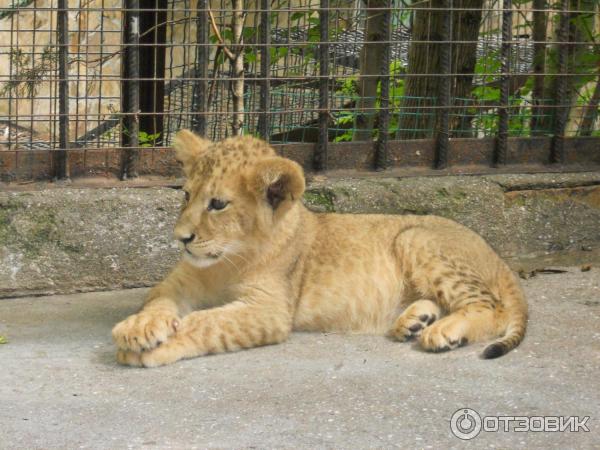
0, 0, 598, 182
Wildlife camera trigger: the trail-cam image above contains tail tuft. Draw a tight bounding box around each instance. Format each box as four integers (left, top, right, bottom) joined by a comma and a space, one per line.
482, 342, 507, 359
480, 267, 528, 359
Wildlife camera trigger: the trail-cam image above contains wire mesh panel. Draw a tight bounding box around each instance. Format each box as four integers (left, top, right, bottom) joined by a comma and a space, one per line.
0, 0, 599, 181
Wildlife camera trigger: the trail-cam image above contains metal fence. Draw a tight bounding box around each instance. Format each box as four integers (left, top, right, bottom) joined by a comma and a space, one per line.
0, 0, 599, 182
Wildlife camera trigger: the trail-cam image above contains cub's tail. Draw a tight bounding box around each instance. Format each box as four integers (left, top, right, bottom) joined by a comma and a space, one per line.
482, 268, 528, 359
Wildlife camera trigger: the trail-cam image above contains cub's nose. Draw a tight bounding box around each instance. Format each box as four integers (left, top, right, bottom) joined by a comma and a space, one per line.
178, 233, 195, 245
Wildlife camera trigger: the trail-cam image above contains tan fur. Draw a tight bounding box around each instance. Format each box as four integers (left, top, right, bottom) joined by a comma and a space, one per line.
112, 130, 528, 367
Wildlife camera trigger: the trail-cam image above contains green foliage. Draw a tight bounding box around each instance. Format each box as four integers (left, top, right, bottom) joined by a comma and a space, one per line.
121, 128, 161, 147
138, 131, 161, 148
331, 60, 408, 142
475, 49, 501, 84
0, 46, 58, 97
0, 335, 7, 344
0, 0, 34, 20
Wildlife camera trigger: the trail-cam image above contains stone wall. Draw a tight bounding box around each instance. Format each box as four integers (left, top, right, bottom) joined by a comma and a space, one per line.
0, 0, 122, 142
1, 172, 599, 298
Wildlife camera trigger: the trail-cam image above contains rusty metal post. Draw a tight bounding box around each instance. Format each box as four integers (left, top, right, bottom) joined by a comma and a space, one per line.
374, 0, 391, 170
495, 0, 512, 166
258, 0, 271, 140
550, 0, 569, 164
314, 0, 329, 171
191, 0, 208, 135
54, 0, 69, 180
120, 0, 140, 179
435, 0, 452, 169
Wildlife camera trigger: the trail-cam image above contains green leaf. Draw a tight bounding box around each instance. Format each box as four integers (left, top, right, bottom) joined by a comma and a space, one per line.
277, 47, 288, 59
290, 11, 306, 21
308, 27, 320, 43
0, 335, 8, 344
334, 132, 353, 142
473, 86, 501, 102
242, 27, 256, 39
222, 29, 234, 42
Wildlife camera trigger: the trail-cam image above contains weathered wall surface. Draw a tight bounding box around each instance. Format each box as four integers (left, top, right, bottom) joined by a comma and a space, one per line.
0, 0, 122, 141
0, 0, 343, 144
1, 172, 600, 298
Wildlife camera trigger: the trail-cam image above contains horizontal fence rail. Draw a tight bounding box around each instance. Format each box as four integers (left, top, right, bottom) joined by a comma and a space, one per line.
0, 0, 599, 182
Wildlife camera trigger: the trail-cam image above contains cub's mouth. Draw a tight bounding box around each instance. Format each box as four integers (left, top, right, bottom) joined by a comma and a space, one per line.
185, 248, 222, 259
183, 247, 224, 267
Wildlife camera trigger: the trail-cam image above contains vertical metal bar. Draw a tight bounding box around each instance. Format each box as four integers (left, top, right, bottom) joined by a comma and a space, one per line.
374, 0, 391, 170
435, 0, 452, 169
54, 0, 69, 180
191, 0, 208, 135
530, 0, 546, 134
495, 0, 512, 166
550, 0, 569, 164
314, 0, 329, 171
120, 0, 140, 180
30, 4, 37, 152
258, 0, 271, 140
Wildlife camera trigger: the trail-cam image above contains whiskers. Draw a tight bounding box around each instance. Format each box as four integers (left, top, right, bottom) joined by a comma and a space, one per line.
210, 240, 250, 274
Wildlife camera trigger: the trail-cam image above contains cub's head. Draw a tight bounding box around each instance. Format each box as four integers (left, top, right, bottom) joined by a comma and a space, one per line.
172, 129, 305, 268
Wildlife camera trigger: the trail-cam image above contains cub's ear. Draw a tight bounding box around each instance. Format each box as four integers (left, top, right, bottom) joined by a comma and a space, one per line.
247, 157, 305, 213
172, 129, 211, 176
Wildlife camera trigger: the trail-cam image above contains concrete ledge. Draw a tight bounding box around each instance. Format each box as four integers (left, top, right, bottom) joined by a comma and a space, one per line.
2, 172, 600, 298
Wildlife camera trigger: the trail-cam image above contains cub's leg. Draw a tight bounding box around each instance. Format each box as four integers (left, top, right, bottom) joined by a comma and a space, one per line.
118, 282, 292, 367
112, 294, 182, 353
417, 268, 502, 353
419, 303, 497, 352
388, 299, 441, 341
112, 263, 197, 353
396, 227, 506, 354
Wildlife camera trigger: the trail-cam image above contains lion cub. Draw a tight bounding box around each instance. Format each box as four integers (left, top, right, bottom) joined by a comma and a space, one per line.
113, 130, 528, 367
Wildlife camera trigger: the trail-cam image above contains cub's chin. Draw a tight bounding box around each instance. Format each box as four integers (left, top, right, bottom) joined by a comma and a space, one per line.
183, 250, 222, 269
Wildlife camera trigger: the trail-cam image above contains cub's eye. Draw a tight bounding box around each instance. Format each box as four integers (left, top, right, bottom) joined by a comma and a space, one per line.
207, 198, 229, 211
183, 191, 190, 202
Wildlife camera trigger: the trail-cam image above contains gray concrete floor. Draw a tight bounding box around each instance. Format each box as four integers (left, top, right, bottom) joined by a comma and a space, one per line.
0, 268, 599, 449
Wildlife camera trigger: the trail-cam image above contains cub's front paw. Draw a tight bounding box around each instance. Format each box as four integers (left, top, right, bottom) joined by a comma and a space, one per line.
116, 349, 143, 367
116, 338, 184, 368
112, 311, 180, 353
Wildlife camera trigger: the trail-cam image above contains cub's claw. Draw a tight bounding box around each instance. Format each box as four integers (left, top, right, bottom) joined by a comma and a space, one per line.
419, 317, 469, 353
112, 311, 180, 353
388, 312, 438, 341
388, 299, 442, 342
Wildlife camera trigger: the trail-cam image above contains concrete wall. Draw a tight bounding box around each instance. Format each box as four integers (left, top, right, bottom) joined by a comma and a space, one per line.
1, 171, 599, 298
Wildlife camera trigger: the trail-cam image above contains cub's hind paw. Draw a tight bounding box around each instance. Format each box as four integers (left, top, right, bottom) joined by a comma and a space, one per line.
388, 299, 441, 342
388, 312, 437, 341
419, 317, 469, 353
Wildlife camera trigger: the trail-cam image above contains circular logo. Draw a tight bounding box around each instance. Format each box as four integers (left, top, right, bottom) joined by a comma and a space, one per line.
450, 408, 482, 440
